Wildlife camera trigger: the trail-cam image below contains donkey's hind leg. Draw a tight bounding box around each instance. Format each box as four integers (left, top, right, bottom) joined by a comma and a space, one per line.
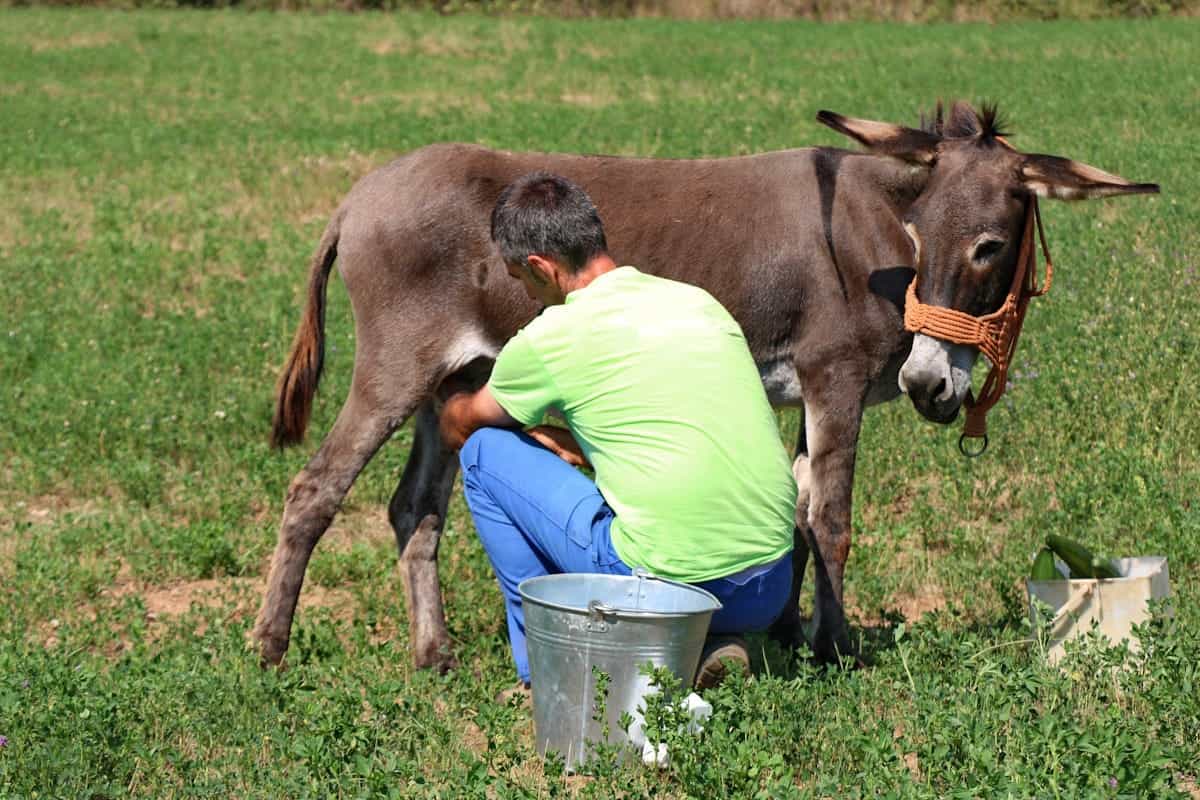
255, 388, 409, 667
388, 401, 461, 673
769, 417, 813, 651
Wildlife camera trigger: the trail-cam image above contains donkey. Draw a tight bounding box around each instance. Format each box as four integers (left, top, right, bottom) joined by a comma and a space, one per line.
253, 102, 1157, 670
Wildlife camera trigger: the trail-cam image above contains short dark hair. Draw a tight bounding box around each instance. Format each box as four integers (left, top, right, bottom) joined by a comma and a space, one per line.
490, 172, 608, 273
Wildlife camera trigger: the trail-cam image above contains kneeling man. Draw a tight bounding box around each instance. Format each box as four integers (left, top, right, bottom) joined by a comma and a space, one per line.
440, 172, 796, 691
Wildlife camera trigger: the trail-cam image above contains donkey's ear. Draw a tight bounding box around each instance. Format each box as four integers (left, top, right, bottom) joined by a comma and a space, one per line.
1019, 154, 1160, 201
816, 110, 941, 165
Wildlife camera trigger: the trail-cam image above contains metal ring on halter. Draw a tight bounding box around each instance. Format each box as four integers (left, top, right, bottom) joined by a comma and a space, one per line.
959, 433, 988, 458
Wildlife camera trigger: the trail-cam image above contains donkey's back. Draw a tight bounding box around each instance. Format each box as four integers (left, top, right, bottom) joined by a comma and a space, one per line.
332, 141, 919, 367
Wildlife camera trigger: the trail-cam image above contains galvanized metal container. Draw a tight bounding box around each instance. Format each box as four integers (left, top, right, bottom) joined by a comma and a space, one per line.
519, 571, 720, 768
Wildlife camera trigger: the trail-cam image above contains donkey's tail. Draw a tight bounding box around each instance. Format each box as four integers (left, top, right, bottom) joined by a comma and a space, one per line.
271, 213, 342, 448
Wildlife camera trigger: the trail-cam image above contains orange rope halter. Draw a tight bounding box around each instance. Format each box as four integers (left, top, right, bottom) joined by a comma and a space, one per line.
903, 197, 1054, 456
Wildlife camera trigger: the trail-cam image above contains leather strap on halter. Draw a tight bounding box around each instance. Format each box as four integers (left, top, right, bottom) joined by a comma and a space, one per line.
903, 197, 1053, 456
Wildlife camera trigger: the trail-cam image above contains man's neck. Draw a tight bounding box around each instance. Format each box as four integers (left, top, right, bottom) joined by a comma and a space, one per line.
563, 255, 619, 295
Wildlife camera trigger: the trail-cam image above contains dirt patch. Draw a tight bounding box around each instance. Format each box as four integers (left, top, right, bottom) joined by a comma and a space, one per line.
893, 724, 922, 781
365, 28, 497, 59
495, 21, 532, 55
31, 568, 362, 656
860, 545, 948, 625
0, 170, 95, 252
320, 504, 397, 554
348, 89, 493, 119
0, 535, 17, 582
416, 30, 479, 58
28, 32, 117, 53
3, 491, 107, 531
574, 42, 607, 61
845, 581, 947, 629
560, 89, 618, 109
368, 37, 405, 57
127, 148, 386, 311
260, 149, 382, 233
461, 718, 489, 756
105, 573, 354, 624
893, 582, 947, 622
857, 474, 945, 532
1097, 201, 1125, 226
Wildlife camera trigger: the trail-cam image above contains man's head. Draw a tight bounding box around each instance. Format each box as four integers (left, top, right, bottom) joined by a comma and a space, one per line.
491, 172, 609, 305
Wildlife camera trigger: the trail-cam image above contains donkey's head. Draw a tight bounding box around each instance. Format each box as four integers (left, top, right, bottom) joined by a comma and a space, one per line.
819, 101, 1158, 424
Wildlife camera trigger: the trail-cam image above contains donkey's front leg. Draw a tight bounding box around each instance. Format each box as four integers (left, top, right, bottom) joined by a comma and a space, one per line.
802, 390, 864, 665
768, 424, 813, 650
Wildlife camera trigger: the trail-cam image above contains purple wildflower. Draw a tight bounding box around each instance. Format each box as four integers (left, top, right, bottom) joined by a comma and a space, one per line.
0, 735, 8, 748
1108, 777, 1118, 789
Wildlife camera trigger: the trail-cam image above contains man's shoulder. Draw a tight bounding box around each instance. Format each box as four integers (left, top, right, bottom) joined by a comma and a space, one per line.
501, 305, 573, 357
604, 267, 722, 305
632, 270, 738, 325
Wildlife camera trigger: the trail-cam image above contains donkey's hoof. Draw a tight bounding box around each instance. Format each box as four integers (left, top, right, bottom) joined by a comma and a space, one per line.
767, 614, 808, 651
810, 631, 859, 669
254, 635, 289, 669
414, 641, 459, 675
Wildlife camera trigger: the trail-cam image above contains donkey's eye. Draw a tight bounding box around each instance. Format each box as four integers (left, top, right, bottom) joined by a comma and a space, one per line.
971, 237, 1006, 263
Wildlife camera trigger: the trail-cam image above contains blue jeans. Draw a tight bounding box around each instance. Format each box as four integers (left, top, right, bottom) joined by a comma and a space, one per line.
459, 427, 792, 684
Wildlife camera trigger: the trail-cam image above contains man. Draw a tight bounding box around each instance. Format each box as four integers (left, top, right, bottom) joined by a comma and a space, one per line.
440, 172, 796, 693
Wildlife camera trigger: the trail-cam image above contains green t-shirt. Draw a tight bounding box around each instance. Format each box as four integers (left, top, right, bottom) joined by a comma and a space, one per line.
487, 266, 796, 583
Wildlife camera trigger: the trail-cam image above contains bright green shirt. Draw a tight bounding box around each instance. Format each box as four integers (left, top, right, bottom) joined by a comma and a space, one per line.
487, 266, 795, 583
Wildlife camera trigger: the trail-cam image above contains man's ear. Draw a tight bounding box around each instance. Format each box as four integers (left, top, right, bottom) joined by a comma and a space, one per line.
524, 255, 555, 285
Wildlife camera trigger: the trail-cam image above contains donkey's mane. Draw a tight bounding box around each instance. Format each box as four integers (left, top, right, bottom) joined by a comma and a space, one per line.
921, 101, 1011, 145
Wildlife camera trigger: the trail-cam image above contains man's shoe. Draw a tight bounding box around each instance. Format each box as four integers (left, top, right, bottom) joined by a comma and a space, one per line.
694, 635, 750, 690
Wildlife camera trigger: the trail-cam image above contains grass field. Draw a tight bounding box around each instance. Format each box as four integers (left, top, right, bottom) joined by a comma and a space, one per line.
2, 9, 1198, 798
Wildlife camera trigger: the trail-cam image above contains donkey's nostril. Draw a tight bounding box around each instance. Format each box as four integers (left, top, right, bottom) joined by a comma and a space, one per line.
933, 378, 947, 402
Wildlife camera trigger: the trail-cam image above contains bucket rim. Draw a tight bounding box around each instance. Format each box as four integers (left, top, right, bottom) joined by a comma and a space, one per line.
518, 572, 722, 618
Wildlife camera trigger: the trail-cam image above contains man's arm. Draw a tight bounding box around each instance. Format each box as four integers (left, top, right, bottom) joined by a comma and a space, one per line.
439, 385, 521, 450
439, 386, 590, 469
526, 425, 591, 469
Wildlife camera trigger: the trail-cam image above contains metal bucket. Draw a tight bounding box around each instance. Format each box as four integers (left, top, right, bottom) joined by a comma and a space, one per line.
519, 570, 720, 768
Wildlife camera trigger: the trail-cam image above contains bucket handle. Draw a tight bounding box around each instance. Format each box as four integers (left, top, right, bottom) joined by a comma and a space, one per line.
587, 568, 654, 620
585, 600, 616, 633
588, 600, 618, 619
1047, 583, 1099, 637
587, 570, 723, 618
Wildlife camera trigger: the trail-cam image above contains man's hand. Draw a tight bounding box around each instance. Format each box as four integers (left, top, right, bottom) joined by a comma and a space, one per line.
527, 424, 591, 469
439, 385, 519, 450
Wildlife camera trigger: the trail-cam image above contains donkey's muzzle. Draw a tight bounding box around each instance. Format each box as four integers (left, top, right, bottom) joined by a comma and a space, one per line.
898, 335, 971, 425
899, 367, 962, 424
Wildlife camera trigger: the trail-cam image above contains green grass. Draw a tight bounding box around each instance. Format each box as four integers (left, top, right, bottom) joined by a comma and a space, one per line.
1, 9, 1198, 797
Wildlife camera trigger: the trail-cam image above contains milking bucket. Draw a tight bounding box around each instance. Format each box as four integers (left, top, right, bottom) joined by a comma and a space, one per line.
519, 571, 720, 768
